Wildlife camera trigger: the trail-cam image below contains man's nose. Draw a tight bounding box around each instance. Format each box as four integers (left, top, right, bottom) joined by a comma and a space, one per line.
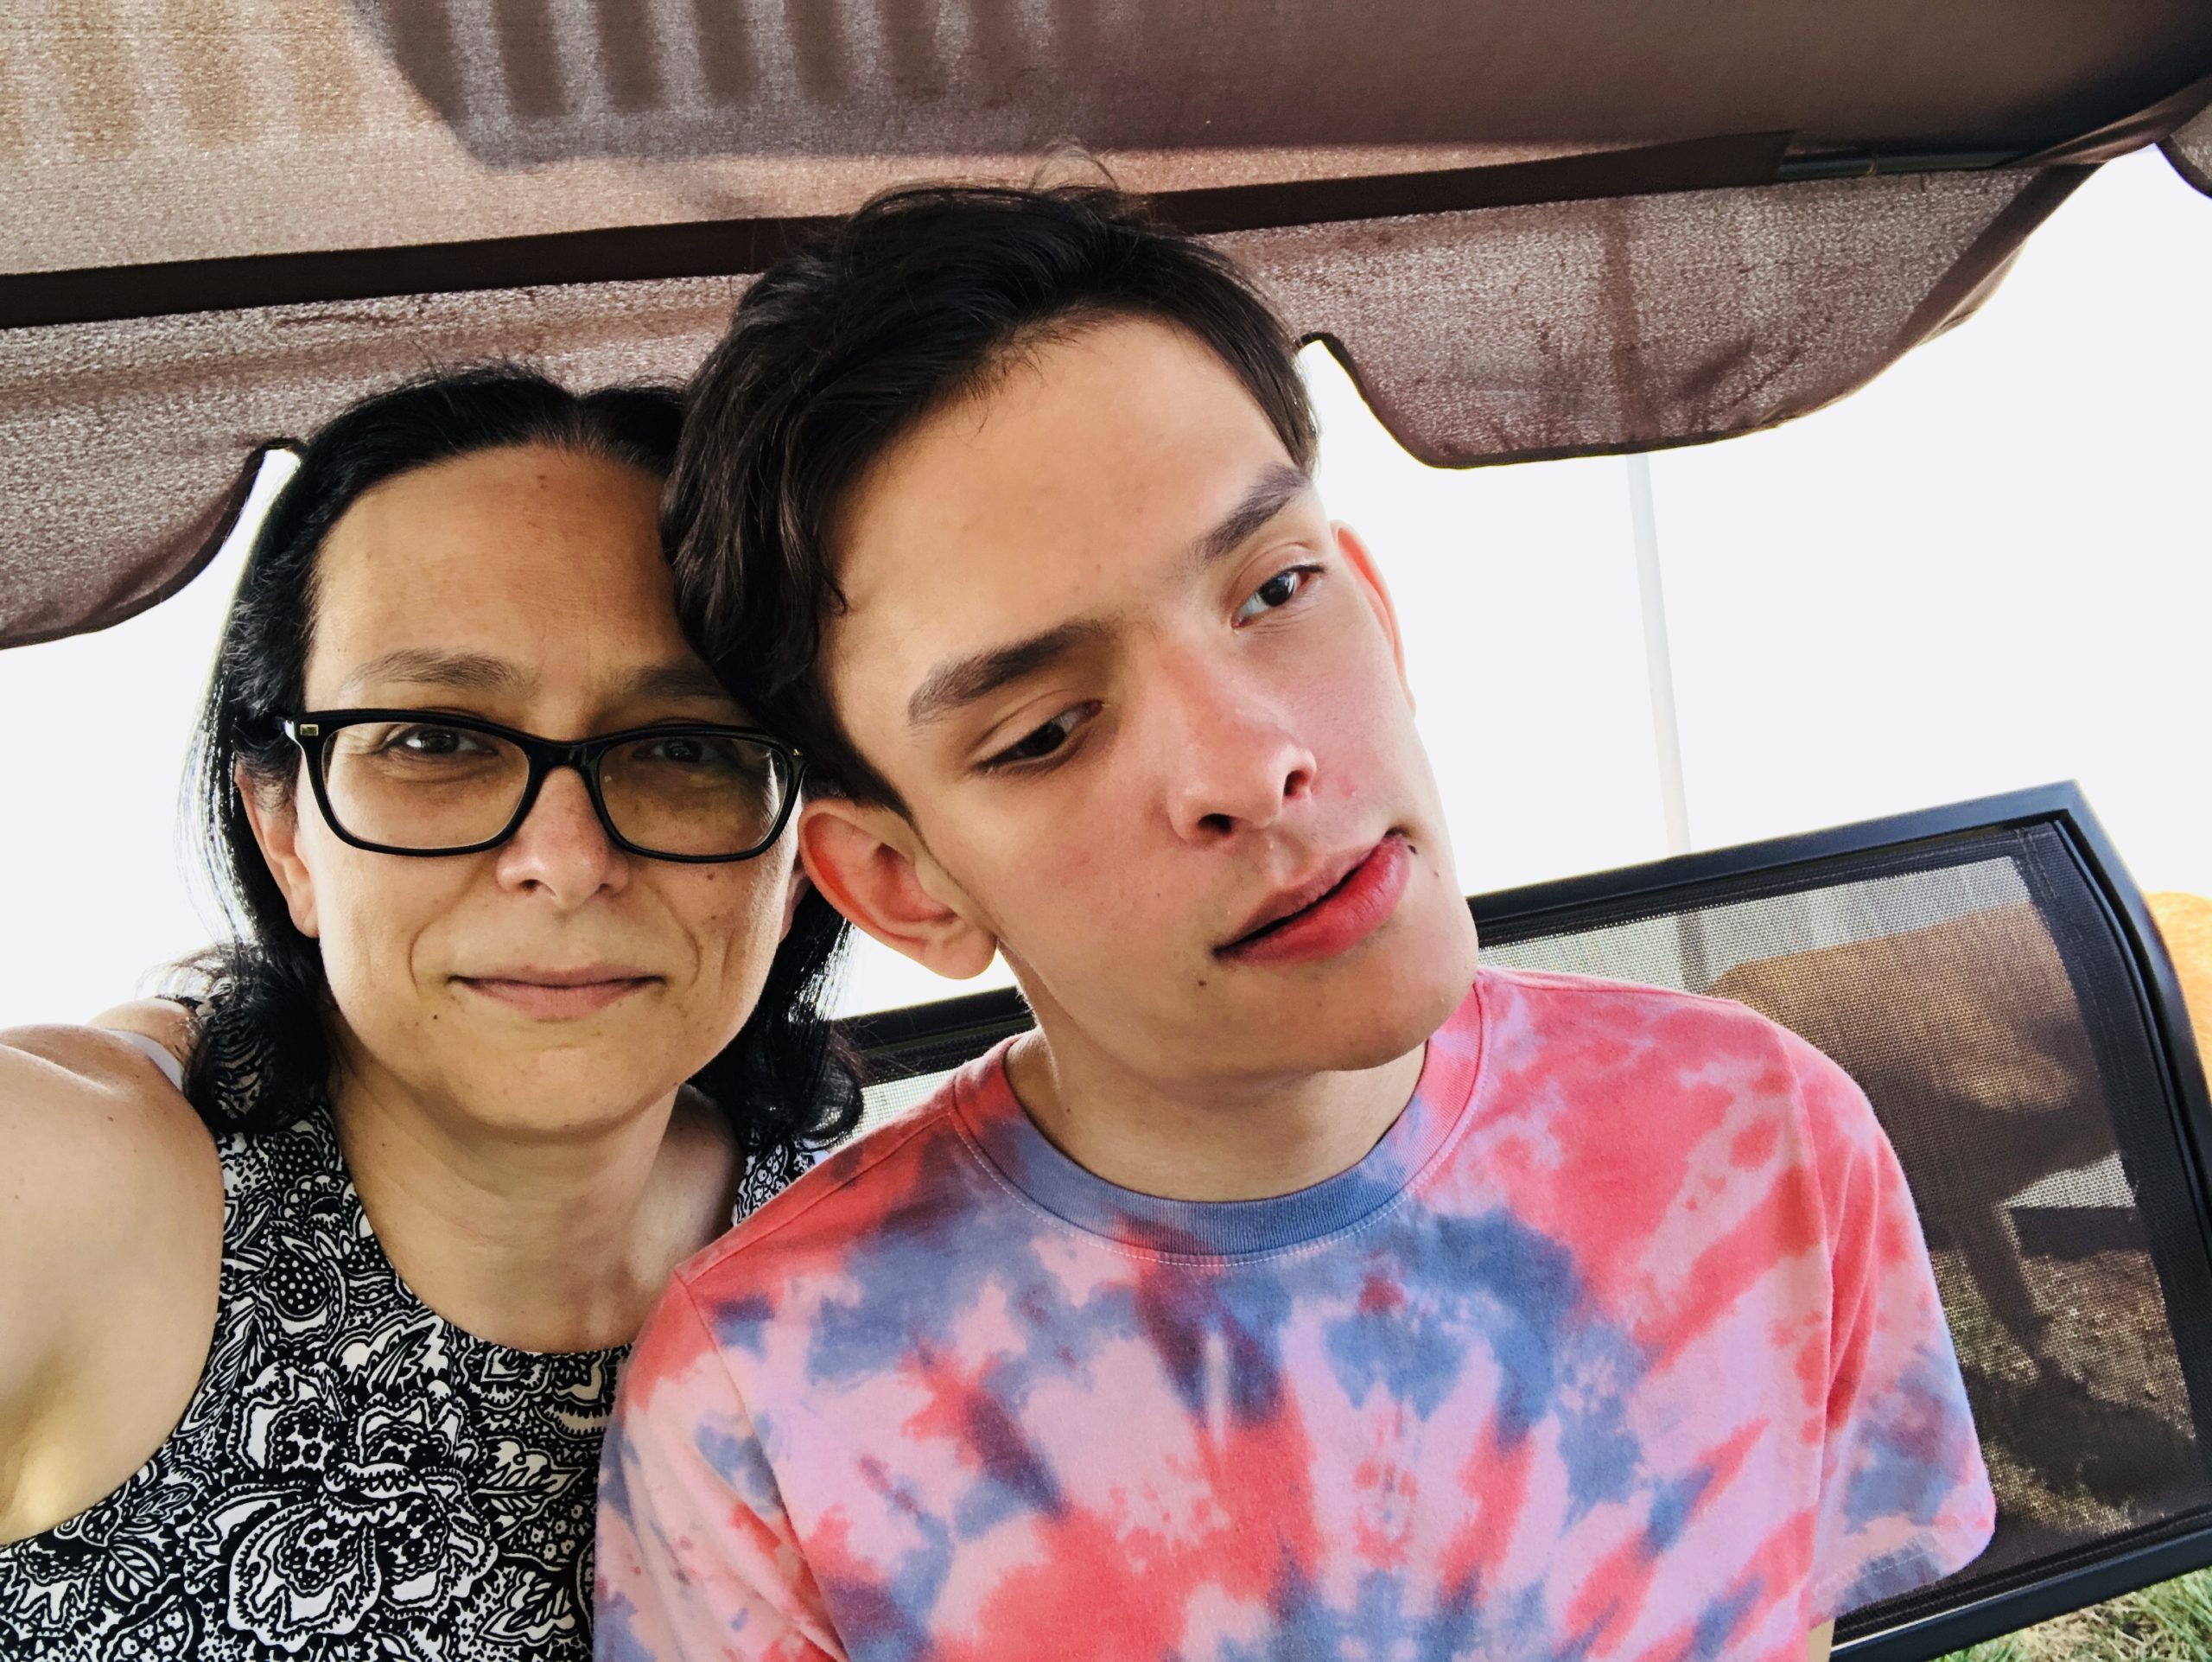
493, 766, 629, 904
1153, 654, 1318, 844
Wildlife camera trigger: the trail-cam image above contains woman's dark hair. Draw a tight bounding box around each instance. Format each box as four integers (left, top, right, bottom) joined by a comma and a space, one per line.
667, 183, 1319, 810
179, 364, 858, 1156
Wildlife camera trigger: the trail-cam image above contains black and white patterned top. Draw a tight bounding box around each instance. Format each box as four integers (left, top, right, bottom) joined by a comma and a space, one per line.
0, 1085, 809, 1660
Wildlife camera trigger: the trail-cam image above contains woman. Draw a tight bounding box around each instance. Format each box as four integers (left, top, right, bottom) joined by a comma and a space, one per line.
0, 368, 855, 1659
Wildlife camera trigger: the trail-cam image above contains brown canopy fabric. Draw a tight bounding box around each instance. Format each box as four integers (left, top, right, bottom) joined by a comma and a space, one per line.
0, 276, 749, 648
2168, 102, 2212, 196
1238, 167, 2088, 468
3, 0, 2210, 647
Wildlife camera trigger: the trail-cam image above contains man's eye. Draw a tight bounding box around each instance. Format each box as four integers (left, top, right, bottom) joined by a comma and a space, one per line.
1232, 564, 1320, 625
982, 704, 1095, 772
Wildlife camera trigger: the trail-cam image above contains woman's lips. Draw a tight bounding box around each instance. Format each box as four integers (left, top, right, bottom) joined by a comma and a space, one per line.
454, 975, 658, 1019
1217, 833, 1412, 967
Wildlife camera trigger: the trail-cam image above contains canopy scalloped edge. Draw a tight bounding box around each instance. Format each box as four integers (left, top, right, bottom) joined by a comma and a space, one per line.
2164, 102, 2212, 196
4, 52, 2209, 653
0, 163, 2092, 653
0, 445, 289, 653
1243, 167, 2090, 471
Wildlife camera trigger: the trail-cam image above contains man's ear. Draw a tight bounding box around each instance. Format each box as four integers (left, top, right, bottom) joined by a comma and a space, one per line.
237, 763, 321, 939
798, 799, 999, 979
1332, 521, 1411, 702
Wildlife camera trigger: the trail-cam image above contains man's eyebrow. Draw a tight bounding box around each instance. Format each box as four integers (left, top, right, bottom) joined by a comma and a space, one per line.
899, 464, 1313, 733
1186, 462, 1314, 573
906, 619, 1109, 729
338, 648, 531, 697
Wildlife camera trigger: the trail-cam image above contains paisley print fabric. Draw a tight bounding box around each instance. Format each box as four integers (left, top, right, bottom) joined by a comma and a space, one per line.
0, 1079, 810, 1661
598, 970, 1995, 1661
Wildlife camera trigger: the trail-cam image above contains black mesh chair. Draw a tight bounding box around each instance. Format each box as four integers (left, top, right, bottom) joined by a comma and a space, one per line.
834, 782, 2212, 1660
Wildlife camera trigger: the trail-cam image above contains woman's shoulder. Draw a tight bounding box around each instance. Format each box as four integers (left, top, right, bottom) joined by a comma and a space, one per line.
0, 1008, 216, 1194
85, 996, 198, 1076
0, 1008, 224, 1273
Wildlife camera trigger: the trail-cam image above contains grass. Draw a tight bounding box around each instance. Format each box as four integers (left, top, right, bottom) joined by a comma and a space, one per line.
1936, 1568, 2212, 1660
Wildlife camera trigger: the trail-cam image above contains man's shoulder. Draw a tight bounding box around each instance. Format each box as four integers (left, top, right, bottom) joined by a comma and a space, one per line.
1478, 963, 1879, 1170
1477, 963, 1867, 1132
674, 1079, 972, 1297
1483, 962, 1805, 1052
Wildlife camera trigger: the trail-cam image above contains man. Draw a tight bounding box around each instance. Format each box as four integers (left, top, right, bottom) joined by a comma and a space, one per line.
597, 186, 1994, 1662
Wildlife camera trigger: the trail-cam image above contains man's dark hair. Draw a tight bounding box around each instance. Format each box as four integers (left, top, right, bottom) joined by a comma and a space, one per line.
182, 364, 857, 1153
668, 183, 1319, 809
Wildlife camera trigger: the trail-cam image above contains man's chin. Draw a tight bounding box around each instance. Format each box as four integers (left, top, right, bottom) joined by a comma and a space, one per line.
1203, 928, 1480, 1079
1302, 983, 1471, 1073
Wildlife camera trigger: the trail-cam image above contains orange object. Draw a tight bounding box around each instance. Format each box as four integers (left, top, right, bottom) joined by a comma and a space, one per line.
2146, 893, 2212, 1048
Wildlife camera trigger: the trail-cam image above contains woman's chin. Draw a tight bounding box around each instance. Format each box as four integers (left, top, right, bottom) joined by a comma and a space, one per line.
417, 1054, 696, 1142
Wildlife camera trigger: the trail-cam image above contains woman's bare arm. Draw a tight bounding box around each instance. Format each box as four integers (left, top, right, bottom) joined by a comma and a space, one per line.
0, 1025, 220, 1541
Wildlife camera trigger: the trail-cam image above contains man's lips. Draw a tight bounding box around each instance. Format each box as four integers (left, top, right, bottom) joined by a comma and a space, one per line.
453, 968, 661, 1019
1216, 833, 1412, 965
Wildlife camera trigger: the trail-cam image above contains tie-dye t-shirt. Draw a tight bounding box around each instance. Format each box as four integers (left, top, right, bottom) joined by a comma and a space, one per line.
597, 969, 1994, 1661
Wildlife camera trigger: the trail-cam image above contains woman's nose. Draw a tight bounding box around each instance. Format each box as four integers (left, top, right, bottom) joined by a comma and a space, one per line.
493, 767, 629, 903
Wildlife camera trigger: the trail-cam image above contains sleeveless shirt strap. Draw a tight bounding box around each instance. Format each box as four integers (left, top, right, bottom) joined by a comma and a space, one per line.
113, 1028, 188, 1092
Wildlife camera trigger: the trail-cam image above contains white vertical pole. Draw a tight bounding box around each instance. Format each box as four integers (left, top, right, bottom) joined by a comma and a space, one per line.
1627, 454, 1693, 857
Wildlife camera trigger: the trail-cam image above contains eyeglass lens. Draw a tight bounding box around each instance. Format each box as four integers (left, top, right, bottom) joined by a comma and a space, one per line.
319, 720, 789, 856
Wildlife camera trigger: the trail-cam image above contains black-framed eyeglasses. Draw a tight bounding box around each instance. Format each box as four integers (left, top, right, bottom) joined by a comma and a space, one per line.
281, 709, 804, 863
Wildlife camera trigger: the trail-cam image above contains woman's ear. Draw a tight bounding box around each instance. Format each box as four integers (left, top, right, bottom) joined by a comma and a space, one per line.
237, 762, 321, 939
798, 799, 999, 979
777, 862, 813, 939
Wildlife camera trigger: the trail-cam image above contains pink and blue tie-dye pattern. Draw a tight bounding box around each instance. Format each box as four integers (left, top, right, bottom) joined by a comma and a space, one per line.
597, 968, 1994, 1661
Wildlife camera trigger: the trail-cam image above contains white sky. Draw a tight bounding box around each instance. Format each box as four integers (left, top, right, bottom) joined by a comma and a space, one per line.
3, 148, 2205, 1026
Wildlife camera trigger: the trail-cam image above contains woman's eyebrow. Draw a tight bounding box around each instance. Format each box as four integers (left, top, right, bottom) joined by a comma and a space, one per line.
615, 660, 741, 705
338, 647, 529, 697
334, 653, 737, 710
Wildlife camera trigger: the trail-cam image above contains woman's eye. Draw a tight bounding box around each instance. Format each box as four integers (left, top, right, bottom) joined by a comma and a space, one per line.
982, 705, 1094, 772
391, 725, 477, 756
1232, 564, 1319, 625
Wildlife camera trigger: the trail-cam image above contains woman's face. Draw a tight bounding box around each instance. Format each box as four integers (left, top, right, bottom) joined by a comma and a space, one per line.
248, 442, 804, 1140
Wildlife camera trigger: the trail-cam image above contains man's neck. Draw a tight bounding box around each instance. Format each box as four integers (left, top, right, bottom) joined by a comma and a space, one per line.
1003, 1022, 1428, 1203
329, 1048, 740, 1353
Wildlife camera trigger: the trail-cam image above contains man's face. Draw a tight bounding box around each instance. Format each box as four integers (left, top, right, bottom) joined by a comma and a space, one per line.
813, 318, 1479, 1087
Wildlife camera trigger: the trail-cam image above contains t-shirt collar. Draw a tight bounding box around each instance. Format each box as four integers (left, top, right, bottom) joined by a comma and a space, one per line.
950, 977, 1487, 1258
